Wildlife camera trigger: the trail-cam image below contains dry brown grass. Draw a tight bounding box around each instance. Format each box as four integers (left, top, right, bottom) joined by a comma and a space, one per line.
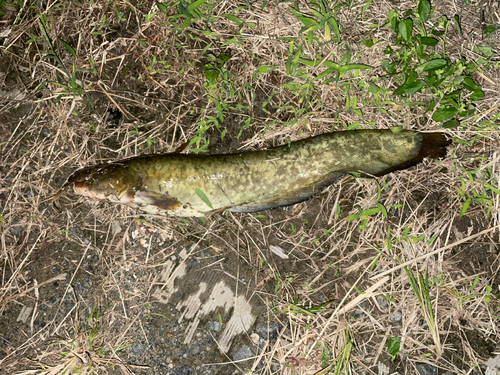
1, 0, 500, 374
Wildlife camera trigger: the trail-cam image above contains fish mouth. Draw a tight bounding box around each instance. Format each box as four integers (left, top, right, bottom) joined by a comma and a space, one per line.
73, 182, 105, 199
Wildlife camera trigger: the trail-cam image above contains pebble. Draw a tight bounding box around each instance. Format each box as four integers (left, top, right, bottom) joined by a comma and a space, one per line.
189, 344, 200, 355
390, 311, 402, 322
207, 321, 221, 332
250, 332, 260, 345
415, 363, 438, 375
129, 342, 144, 356
376, 296, 388, 310
255, 321, 282, 339
10, 224, 23, 236
173, 364, 193, 375
233, 345, 254, 364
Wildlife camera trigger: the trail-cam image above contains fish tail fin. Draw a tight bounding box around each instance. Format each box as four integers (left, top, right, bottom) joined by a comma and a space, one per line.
419, 132, 451, 159
375, 132, 450, 176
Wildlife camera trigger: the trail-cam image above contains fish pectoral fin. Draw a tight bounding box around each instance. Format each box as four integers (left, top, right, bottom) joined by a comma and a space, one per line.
206, 205, 232, 216
134, 190, 182, 211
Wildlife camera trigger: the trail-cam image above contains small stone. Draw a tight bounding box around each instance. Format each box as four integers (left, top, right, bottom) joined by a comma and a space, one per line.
129, 342, 144, 356
189, 344, 200, 355
207, 321, 221, 332
486, 355, 500, 375
10, 224, 23, 236
376, 296, 388, 310
390, 311, 402, 322
415, 363, 438, 375
378, 361, 390, 375
250, 332, 260, 345
255, 322, 282, 340
233, 345, 253, 364
173, 364, 192, 375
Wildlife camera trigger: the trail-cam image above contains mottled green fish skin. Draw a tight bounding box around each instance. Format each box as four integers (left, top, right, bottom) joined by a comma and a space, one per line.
67, 130, 449, 217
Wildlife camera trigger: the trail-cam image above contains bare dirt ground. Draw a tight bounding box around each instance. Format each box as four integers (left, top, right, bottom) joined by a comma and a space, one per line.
1, 0, 500, 374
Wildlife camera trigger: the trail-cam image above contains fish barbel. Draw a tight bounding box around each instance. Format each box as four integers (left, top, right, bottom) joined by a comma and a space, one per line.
63, 130, 449, 217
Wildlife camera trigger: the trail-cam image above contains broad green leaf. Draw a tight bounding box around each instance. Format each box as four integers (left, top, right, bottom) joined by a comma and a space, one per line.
377, 202, 388, 218
418, 58, 448, 72
462, 77, 480, 91
394, 84, 407, 96
419, 36, 438, 46
470, 90, 484, 100
219, 52, 231, 62
187, 0, 207, 12
485, 24, 499, 36
195, 188, 214, 209
417, 0, 430, 22
156, 2, 167, 12
459, 104, 476, 117
406, 70, 418, 84
431, 29, 445, 36
388, 336, 401, 361
404, 80, 424, 94
398, 18, 413, 42
424, 74, 436, 86
205, 69, 219, 83
388, 9, 398, 33
381, 59, 397, 74
362, 39, 375, 47
432, 107, 457, 122
442, 119, 460, 128
474, 45, 493, 57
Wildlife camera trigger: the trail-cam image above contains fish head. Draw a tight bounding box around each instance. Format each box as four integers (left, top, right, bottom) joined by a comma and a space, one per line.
67, 163, 140, 203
